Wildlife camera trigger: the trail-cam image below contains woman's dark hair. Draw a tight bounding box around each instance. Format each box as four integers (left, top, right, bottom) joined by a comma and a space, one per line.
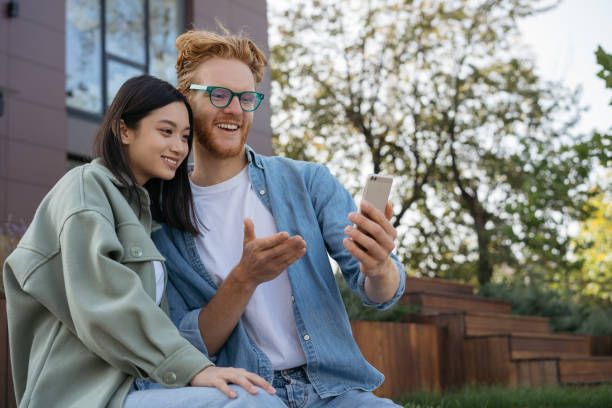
93, 74, 199, 235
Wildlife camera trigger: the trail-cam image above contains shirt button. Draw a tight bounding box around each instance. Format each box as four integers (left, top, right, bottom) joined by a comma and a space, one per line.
259, 189, 266, 195
163, 371, 177, 384
131, 247, 143, 257
303, 334, 310, 341
291, 296, 295, 302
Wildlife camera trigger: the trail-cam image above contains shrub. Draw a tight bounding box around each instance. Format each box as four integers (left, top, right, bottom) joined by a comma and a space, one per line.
335, 272, 417, 322
478, 281, 612, 335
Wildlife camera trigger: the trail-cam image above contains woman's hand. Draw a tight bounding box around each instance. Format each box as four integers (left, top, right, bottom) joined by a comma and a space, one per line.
189, 366, 276, 399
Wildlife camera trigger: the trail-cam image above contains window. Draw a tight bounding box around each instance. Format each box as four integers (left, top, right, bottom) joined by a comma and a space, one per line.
66, 0, 184, 116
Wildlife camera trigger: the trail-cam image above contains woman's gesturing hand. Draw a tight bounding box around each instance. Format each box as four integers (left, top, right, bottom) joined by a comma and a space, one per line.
190, 366, 276, 399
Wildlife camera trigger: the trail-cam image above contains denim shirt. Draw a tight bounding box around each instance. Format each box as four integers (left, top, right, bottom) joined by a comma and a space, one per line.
152, 146, 406, 398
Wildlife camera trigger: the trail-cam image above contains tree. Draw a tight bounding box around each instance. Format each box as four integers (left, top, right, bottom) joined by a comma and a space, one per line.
592, 45, 612, 168
567, 46, 612, 304
571, 193, 612, 302
269, 0, 601, 284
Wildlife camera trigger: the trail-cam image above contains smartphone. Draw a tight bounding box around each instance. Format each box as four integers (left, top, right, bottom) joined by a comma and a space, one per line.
360, 174, 394, 215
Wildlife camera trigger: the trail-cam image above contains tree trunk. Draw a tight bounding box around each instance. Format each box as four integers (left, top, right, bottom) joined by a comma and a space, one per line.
473, 207, 493, 285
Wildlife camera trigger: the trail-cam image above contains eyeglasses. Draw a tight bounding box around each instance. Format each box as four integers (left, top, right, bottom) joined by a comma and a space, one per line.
189, 84, 264, 112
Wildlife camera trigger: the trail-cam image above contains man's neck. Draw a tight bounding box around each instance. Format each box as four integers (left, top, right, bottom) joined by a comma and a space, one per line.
190, 146, 248, 187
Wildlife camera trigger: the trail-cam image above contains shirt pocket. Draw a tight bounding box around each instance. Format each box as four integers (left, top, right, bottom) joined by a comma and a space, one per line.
116, 222, 166, 299
116, 223, 165, 263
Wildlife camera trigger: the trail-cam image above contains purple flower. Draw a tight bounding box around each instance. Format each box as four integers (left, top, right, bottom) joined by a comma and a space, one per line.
1, 214, 28, 258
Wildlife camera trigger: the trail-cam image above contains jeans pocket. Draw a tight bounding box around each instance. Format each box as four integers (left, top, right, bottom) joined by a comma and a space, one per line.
286, 383, 311, 408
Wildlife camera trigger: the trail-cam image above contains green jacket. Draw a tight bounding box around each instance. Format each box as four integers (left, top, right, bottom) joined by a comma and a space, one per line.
3, 159, 212, 408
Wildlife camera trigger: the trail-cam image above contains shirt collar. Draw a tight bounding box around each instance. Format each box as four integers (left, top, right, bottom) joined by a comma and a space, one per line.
245, 145, 264, 169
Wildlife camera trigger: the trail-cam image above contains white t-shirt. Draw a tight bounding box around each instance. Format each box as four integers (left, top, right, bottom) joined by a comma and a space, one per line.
190, 166, 307, 370
153, 260, 164, 305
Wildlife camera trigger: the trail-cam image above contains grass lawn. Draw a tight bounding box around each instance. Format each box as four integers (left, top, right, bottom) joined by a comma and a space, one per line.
397, 385, 612, 408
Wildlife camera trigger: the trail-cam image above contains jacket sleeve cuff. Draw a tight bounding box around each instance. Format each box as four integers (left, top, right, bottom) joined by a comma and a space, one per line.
357, 254, 406, 310
177, 308, 216, 363
150, 345, 213, 388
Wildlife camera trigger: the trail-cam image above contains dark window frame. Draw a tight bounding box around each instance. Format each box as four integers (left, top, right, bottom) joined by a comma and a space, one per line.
67, 0, 185, 123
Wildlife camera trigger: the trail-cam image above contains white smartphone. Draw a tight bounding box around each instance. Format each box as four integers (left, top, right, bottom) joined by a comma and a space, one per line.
360, 174, 394, 215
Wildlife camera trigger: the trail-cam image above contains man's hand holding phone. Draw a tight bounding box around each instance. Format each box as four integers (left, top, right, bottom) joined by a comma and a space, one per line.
343, 175, 400, 303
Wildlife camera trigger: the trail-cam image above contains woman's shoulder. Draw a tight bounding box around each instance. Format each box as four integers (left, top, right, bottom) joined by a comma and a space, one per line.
11, 164, 114, 265
39, 162, 120, 223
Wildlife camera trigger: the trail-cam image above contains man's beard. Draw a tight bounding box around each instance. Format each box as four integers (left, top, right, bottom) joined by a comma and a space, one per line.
194, 117, 247, 159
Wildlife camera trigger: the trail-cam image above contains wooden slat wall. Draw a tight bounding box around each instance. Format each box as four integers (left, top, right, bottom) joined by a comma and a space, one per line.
406, 313, 468, 389
351, 321, 441, 399
404, 292, 512, 314
590, 335, 612, 356
463, 335, 515, 385
559, 358, 612, 383
404, 276, 474, 296
514, 359, 559, 387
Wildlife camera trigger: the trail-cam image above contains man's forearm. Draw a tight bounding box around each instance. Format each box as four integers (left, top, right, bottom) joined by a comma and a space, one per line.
363, 258, 401, 304
197, 266, 257, 356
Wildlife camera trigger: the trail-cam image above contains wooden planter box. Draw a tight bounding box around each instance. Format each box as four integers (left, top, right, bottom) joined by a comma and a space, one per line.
590, 335, 612, 356
351, 320, 441, 399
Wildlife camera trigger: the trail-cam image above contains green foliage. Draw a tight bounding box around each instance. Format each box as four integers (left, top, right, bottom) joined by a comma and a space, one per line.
399, 385, 612, 408
559, 47, 612, 304
478, 281, 612, 335
335, 273, 417, 322
269, 0, 598, 285
595, 46, 612, 104
569, 193, 612, 303
592, 46, 612, 167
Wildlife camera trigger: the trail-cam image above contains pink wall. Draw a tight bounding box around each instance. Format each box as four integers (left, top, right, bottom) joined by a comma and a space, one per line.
0, 0, 273, 223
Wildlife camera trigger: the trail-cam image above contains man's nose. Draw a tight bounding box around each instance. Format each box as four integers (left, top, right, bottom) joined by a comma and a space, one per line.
224, 95, 243, 114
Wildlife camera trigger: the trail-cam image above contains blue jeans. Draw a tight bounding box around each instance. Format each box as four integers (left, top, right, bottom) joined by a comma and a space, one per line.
272, 366, 401, 408
124, 369, 401, 408
123, 381, 286, 408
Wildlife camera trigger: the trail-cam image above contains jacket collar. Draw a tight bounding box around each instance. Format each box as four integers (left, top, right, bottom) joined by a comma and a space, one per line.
90, 158, 151, 207
245, 145, 264, 169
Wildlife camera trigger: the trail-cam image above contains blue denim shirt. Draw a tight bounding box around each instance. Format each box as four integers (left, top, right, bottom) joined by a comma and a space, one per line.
152, 146, 406, 398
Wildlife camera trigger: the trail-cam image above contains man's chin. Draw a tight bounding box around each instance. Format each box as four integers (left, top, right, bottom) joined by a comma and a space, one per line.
195, 128, 248, 159
204, 142, 245, 159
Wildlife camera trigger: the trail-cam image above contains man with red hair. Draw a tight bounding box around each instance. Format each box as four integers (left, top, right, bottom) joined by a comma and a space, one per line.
154, 28, 406, 408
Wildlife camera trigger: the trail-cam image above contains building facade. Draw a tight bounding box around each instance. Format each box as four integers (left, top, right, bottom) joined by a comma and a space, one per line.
0, 0, 272, 222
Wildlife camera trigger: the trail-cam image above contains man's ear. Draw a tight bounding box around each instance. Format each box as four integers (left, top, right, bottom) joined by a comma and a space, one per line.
119, 119, 131, 145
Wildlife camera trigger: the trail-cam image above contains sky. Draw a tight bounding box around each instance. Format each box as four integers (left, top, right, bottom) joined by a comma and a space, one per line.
518, 0, 612, 135
269, 0, 612, 134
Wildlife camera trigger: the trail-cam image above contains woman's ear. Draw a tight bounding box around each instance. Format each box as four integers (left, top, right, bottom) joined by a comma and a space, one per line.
119, 119, 131, 145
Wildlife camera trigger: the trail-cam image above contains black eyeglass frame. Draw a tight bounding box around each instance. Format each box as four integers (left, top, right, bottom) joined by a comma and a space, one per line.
189, 84, 264, 112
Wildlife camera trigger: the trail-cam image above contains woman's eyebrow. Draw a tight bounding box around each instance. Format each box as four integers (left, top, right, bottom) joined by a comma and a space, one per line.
157, 119, 177, 127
